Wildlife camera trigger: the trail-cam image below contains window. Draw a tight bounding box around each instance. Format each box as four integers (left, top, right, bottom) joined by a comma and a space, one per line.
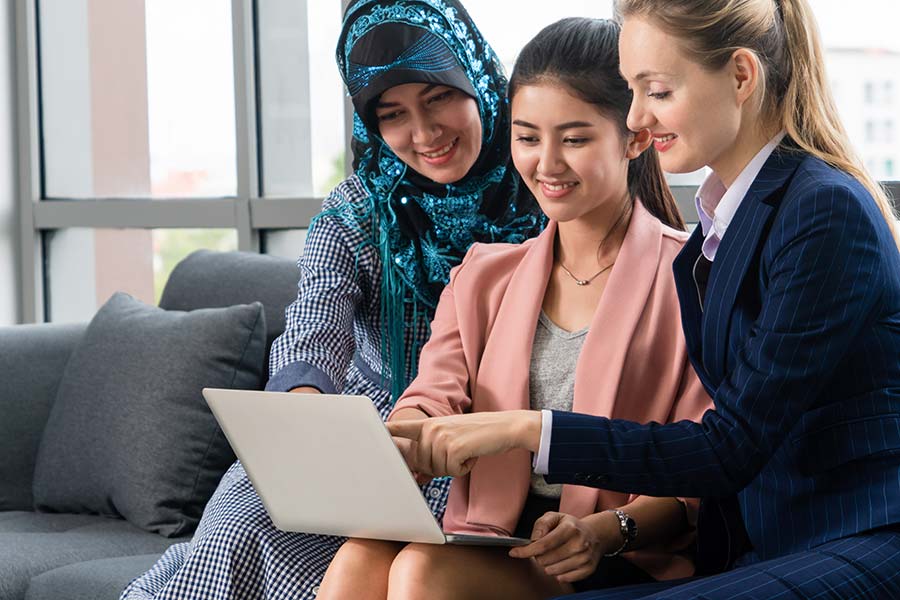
18, 0, 340, 323
39, 0, 236, 200
864, 81, 876, 104
44, 228, 237, 323
12, 0, 900, 325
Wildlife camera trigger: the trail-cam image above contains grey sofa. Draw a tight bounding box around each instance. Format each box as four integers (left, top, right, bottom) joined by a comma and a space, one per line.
0, 250, 299, 600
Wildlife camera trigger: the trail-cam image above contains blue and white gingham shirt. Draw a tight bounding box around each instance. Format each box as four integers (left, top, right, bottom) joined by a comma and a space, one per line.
266, 174, 431, 401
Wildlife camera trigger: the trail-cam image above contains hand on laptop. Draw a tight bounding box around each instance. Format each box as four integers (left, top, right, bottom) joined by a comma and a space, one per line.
389, 407, 434, 485
386, 410, 542, 478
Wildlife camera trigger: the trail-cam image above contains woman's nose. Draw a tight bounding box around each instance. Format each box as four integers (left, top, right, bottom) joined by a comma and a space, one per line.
411, 114, 441, 146
538, 143, 565, 175
626, 97, 651, 132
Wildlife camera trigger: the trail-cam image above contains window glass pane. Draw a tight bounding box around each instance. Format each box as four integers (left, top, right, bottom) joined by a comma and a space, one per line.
39, 0, 236, 199
815, 0, 900, 181
308, 1, 348, 195
45, 228, 237, 323
258, 0, 345, 197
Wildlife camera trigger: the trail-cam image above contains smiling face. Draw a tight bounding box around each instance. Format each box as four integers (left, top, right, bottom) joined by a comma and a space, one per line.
510, 82, 643, 225
619, 16, 744, 176
374, 83, 483, 184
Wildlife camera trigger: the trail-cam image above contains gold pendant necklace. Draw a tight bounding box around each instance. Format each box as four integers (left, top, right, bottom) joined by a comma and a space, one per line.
557, 200, 630, 286
559, 262, 614, 286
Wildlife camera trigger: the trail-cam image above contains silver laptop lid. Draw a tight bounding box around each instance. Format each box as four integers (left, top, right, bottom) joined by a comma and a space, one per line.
203, 388, 446, 544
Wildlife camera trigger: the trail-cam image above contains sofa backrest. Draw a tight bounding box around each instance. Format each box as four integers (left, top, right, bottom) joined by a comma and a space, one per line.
158, 250, 299, 383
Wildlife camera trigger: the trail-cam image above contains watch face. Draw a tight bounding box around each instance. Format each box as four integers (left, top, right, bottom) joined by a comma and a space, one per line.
624, 516, 638, 540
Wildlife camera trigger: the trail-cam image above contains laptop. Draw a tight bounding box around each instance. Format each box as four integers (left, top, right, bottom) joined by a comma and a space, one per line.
203, 388, 530, 547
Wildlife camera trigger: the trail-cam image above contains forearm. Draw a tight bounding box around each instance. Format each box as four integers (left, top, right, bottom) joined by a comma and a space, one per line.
389, 407, 430, 421
289, 386, 322, 394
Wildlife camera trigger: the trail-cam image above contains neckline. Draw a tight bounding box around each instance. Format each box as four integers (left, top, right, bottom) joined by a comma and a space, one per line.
538, 310, 589, 339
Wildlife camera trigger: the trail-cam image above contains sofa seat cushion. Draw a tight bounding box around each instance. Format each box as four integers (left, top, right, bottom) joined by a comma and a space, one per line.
0, 511, 112, 533
24, 554, 165, 600
0, 514, 187, 600
32, 292, 267, 538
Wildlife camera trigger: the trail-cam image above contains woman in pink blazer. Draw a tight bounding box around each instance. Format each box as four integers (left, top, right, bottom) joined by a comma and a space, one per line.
318, 18, 711, 600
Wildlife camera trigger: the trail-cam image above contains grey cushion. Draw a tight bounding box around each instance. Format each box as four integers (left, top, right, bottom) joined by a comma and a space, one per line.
0, 511, 109, 534
159, 250, 299, 382
0, 323, 86, 511
0, 517, 186, 600
32, 292, 266, 537
25, 554, 166, 600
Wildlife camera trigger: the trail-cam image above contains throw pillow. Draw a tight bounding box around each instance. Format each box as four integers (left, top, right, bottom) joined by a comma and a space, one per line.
32, 292, 266, 537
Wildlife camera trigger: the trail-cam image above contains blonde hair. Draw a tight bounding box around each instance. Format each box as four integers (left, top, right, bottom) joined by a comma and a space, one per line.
615, 0, 900, 248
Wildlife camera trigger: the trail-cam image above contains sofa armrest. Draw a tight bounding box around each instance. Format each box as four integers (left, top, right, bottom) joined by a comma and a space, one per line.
0, 322, 86, 510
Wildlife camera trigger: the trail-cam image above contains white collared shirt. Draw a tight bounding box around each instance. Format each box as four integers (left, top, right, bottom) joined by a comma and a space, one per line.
695, 132, 786, 261
532, 131, 787, 476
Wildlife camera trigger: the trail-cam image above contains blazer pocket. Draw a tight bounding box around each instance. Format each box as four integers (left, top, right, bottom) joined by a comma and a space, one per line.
793, 414, 900, 475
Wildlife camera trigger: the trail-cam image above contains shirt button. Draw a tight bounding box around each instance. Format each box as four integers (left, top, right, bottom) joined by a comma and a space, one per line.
429, 487, 442, 499
312, 585, 320, 595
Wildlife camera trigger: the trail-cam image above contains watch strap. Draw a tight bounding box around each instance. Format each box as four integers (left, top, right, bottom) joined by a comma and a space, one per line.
603, 509, 637, 557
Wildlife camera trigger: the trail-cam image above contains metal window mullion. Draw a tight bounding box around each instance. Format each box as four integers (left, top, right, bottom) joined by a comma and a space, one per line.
32, 199, 240, 229
15, 0, 42, 324
249, 197, 323, 229
232, 0, 260, 252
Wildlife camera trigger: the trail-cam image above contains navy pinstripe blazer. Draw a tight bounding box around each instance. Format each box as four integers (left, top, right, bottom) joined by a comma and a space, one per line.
545, 145, 900, 562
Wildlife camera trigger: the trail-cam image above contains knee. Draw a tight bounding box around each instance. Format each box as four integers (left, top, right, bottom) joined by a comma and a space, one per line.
336, 538, 400, 569
388, 544, 452, 600
319, 539, 400, 600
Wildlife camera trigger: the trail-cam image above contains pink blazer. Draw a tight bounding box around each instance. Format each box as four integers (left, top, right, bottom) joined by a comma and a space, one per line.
391, 200, 712, 580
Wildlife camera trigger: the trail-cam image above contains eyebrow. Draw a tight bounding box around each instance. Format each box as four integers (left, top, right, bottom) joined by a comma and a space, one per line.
632, 70, 671, 82
512, 119, 595, 130
376, 84, 442, 108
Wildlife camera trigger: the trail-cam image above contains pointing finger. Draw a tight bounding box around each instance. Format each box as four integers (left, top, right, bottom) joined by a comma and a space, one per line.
386, 419, 424, 441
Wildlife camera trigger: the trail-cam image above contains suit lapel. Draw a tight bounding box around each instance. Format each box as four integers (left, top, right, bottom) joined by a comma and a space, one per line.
701, 147, 803, 383
465, 223, 556, 533
560, 202, 662, 518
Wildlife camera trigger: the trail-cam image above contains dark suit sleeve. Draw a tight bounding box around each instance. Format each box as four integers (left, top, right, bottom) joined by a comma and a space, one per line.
546, 183, 889, 497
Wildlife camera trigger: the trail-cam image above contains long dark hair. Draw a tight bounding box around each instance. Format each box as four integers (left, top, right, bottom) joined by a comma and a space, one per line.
509, 17, 685, 230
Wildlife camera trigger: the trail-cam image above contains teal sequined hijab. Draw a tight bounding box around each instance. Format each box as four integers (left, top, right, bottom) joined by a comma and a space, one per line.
329, 0, 542, 401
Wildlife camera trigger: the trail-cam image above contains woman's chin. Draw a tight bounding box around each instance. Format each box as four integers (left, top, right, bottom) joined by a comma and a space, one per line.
660, 154, 705, 176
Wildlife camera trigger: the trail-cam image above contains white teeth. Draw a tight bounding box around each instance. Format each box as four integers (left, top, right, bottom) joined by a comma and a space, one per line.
655, 134, 677, 143
421, 139, 457, 158
541, 182, 577, 191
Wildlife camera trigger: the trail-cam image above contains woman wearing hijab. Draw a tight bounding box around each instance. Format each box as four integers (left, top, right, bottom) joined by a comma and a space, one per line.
120, 2, 540, 599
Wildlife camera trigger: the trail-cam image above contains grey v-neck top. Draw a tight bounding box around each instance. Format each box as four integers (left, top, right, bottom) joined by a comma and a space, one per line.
529, 311, 589, 498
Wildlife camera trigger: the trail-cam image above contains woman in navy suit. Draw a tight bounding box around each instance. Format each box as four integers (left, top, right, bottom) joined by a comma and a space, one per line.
388, 0, 900, 597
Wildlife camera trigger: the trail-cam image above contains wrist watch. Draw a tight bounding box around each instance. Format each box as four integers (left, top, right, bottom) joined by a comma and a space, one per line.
603, 509, 638, 557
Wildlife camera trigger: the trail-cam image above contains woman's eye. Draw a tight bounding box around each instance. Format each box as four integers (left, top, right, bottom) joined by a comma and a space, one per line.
427, 90, 454, 104
564, 137, 589, 145
377, 110, 403, 122
515, 135, 538, 144
647, 91, 671, 100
